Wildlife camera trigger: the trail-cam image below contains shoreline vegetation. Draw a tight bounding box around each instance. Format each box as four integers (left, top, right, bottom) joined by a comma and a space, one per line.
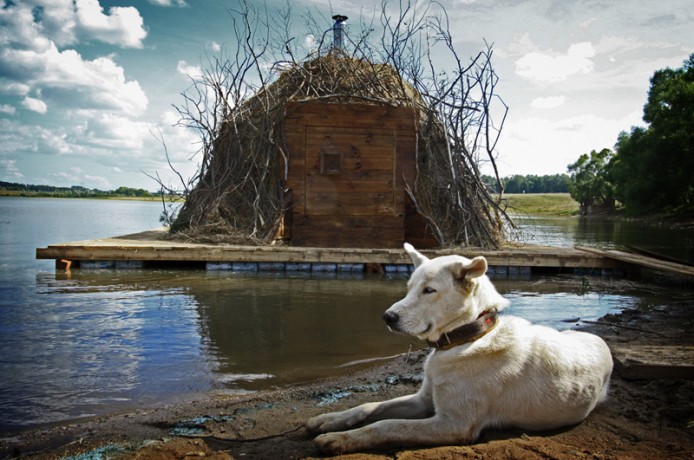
1, 180, 580, 216
0, 180, 161, 200
3, 181, 689, 227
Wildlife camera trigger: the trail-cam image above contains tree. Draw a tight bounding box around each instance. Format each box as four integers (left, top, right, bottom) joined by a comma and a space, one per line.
610, 54, 694, 214
567, 148, 615, 214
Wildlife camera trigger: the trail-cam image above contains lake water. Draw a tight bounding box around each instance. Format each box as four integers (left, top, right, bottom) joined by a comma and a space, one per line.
0, 197, 689, 432
514, 215, 694, 264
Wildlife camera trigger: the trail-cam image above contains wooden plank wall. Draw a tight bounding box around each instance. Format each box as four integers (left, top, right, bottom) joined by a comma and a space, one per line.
284, 102, 436, 248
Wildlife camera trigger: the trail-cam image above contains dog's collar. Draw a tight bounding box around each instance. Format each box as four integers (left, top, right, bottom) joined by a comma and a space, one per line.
427, 309, 498, 350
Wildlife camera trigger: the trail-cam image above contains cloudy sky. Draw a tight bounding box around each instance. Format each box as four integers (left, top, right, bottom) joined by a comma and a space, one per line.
0, 0, 691, 190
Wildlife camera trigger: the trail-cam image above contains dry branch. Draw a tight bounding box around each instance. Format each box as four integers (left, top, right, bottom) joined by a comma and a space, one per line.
162, 0, 512, 248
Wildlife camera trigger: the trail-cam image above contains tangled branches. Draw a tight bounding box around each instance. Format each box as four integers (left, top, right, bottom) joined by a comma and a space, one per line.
162, 0, 511, 248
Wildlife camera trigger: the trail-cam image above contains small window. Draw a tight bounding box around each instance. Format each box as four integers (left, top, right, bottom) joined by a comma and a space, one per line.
320, 149, 343, 175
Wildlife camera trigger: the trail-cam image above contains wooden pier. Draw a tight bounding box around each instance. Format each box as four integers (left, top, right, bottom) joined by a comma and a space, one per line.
34, 228, 616, 273
35, 228, 694, 277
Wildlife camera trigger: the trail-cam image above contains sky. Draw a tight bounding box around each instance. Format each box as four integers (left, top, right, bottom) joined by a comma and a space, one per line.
0, 0, 691, 191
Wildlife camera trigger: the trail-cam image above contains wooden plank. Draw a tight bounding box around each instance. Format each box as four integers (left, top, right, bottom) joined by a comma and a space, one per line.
305, 149, 395, 171
284, 104, 416, 135
305, 130, 395, 148
292, 215, 403, 229
306, 169, 394, 186
304, 191, 395, 215
291, 235, 402, 249
610, 345, 694, 380
305, 180, 394, 194
625, 244, 694, 267
36, 230, 621, 269
291, 228, 403, 245
577, 246, 694, 277
305, 170, 394, 183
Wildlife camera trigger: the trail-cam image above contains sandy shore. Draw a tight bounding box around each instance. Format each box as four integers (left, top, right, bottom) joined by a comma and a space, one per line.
2, 278, 692, 460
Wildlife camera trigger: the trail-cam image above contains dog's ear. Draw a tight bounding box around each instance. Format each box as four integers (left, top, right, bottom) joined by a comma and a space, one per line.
450, 256, 488, 280
404, 242, 429, 268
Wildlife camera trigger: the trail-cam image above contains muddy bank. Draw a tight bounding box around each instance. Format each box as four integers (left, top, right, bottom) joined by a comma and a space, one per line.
1, 280, 692, 459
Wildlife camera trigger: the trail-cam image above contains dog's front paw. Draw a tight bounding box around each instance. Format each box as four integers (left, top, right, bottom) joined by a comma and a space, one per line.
314, 432, 356, 454
305, 413, 337, 434
306, 410, 358, 434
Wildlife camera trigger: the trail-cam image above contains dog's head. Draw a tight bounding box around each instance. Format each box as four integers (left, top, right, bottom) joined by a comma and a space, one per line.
383, 243, 510, 342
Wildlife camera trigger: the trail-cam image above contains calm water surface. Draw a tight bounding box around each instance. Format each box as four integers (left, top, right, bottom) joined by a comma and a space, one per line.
0, 197, 689, 431
516, 215, 694, 264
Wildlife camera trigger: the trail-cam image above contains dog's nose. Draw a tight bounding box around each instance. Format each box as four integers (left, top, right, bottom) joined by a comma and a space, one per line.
383, 311, 399, 326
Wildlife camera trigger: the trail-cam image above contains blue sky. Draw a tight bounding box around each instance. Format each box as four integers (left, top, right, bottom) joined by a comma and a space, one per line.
0, 0, 691, 191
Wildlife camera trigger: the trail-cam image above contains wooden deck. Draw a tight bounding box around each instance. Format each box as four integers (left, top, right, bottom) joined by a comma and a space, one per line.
36, 228, 694, 278
36, 228, 623, 272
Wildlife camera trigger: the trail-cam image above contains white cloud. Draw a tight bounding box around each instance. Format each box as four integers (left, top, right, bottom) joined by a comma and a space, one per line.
50, 171, 80, 184
1, 82, 31, 96
210, 41, 221, 53
157, 110, 199, 161
0, 105, 16, 115
304, 34, 317, 51
177, 60, 203, 80
0, 118, 71, 156
515, 42, 595, 82
0, 3, 149, 116
0, 1, 146, 50
71, 111, 154, 151
496, 110, 642, 176
580, 17, 597, 28
530, 95, 566, 109
21, 97, 48, 114
1, 43, 148, 115
0, 159, 24, 179
148, 0, 188, 6
83, 174, 111, 189
74, 0, 147, 49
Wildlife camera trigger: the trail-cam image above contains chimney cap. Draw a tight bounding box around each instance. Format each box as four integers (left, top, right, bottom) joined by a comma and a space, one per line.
332, 15, 348, 22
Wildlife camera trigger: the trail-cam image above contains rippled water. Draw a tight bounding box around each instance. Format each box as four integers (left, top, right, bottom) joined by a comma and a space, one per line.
0, 197, 687, 432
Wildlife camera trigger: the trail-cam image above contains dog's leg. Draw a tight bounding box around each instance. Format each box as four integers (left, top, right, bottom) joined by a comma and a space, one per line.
306, 384, 433, 434
314, 415, 479, 454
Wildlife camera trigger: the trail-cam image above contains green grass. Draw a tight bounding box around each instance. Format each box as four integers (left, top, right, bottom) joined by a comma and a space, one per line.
502, 193, 579, 217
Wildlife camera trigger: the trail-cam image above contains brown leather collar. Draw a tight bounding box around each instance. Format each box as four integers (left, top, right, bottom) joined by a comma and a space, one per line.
427, 309, 499, 350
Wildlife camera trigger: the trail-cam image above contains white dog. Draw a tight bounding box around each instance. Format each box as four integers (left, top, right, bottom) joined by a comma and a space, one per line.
306, 243, 613, 454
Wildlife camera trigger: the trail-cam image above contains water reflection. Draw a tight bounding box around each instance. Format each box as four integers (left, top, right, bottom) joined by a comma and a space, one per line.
517, 216, 693, 264
0, 272, 212, 430
0, 268, 650, 431
192, 273, 417, 390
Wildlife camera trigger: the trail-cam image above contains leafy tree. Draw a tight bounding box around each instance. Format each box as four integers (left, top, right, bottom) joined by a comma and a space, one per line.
493, 174, 569, 193
610, 54, 694, 214
567, 148, 615, 214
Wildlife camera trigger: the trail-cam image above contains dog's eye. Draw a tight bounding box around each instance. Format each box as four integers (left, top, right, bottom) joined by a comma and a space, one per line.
423, 287, 436, 294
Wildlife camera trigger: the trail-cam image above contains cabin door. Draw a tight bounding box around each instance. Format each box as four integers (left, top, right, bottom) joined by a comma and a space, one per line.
296, 125, 402, 247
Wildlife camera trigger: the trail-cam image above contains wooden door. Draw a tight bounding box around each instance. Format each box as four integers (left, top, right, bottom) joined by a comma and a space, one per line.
284, 102, 420, 248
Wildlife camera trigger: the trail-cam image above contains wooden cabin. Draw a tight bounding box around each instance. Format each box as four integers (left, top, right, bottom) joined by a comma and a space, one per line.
282, 102, 437, 249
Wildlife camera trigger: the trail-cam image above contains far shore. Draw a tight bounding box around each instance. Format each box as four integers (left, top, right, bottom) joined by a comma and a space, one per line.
0, 191, 182, 202
3, 191, 578, 215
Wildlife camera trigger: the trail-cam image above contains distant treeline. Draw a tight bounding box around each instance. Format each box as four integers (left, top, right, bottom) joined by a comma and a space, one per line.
482, 174, 569, 194
0, 181, 156, 198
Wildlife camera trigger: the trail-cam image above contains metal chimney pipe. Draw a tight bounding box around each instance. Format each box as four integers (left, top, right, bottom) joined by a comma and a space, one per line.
332, 15, 348, 50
